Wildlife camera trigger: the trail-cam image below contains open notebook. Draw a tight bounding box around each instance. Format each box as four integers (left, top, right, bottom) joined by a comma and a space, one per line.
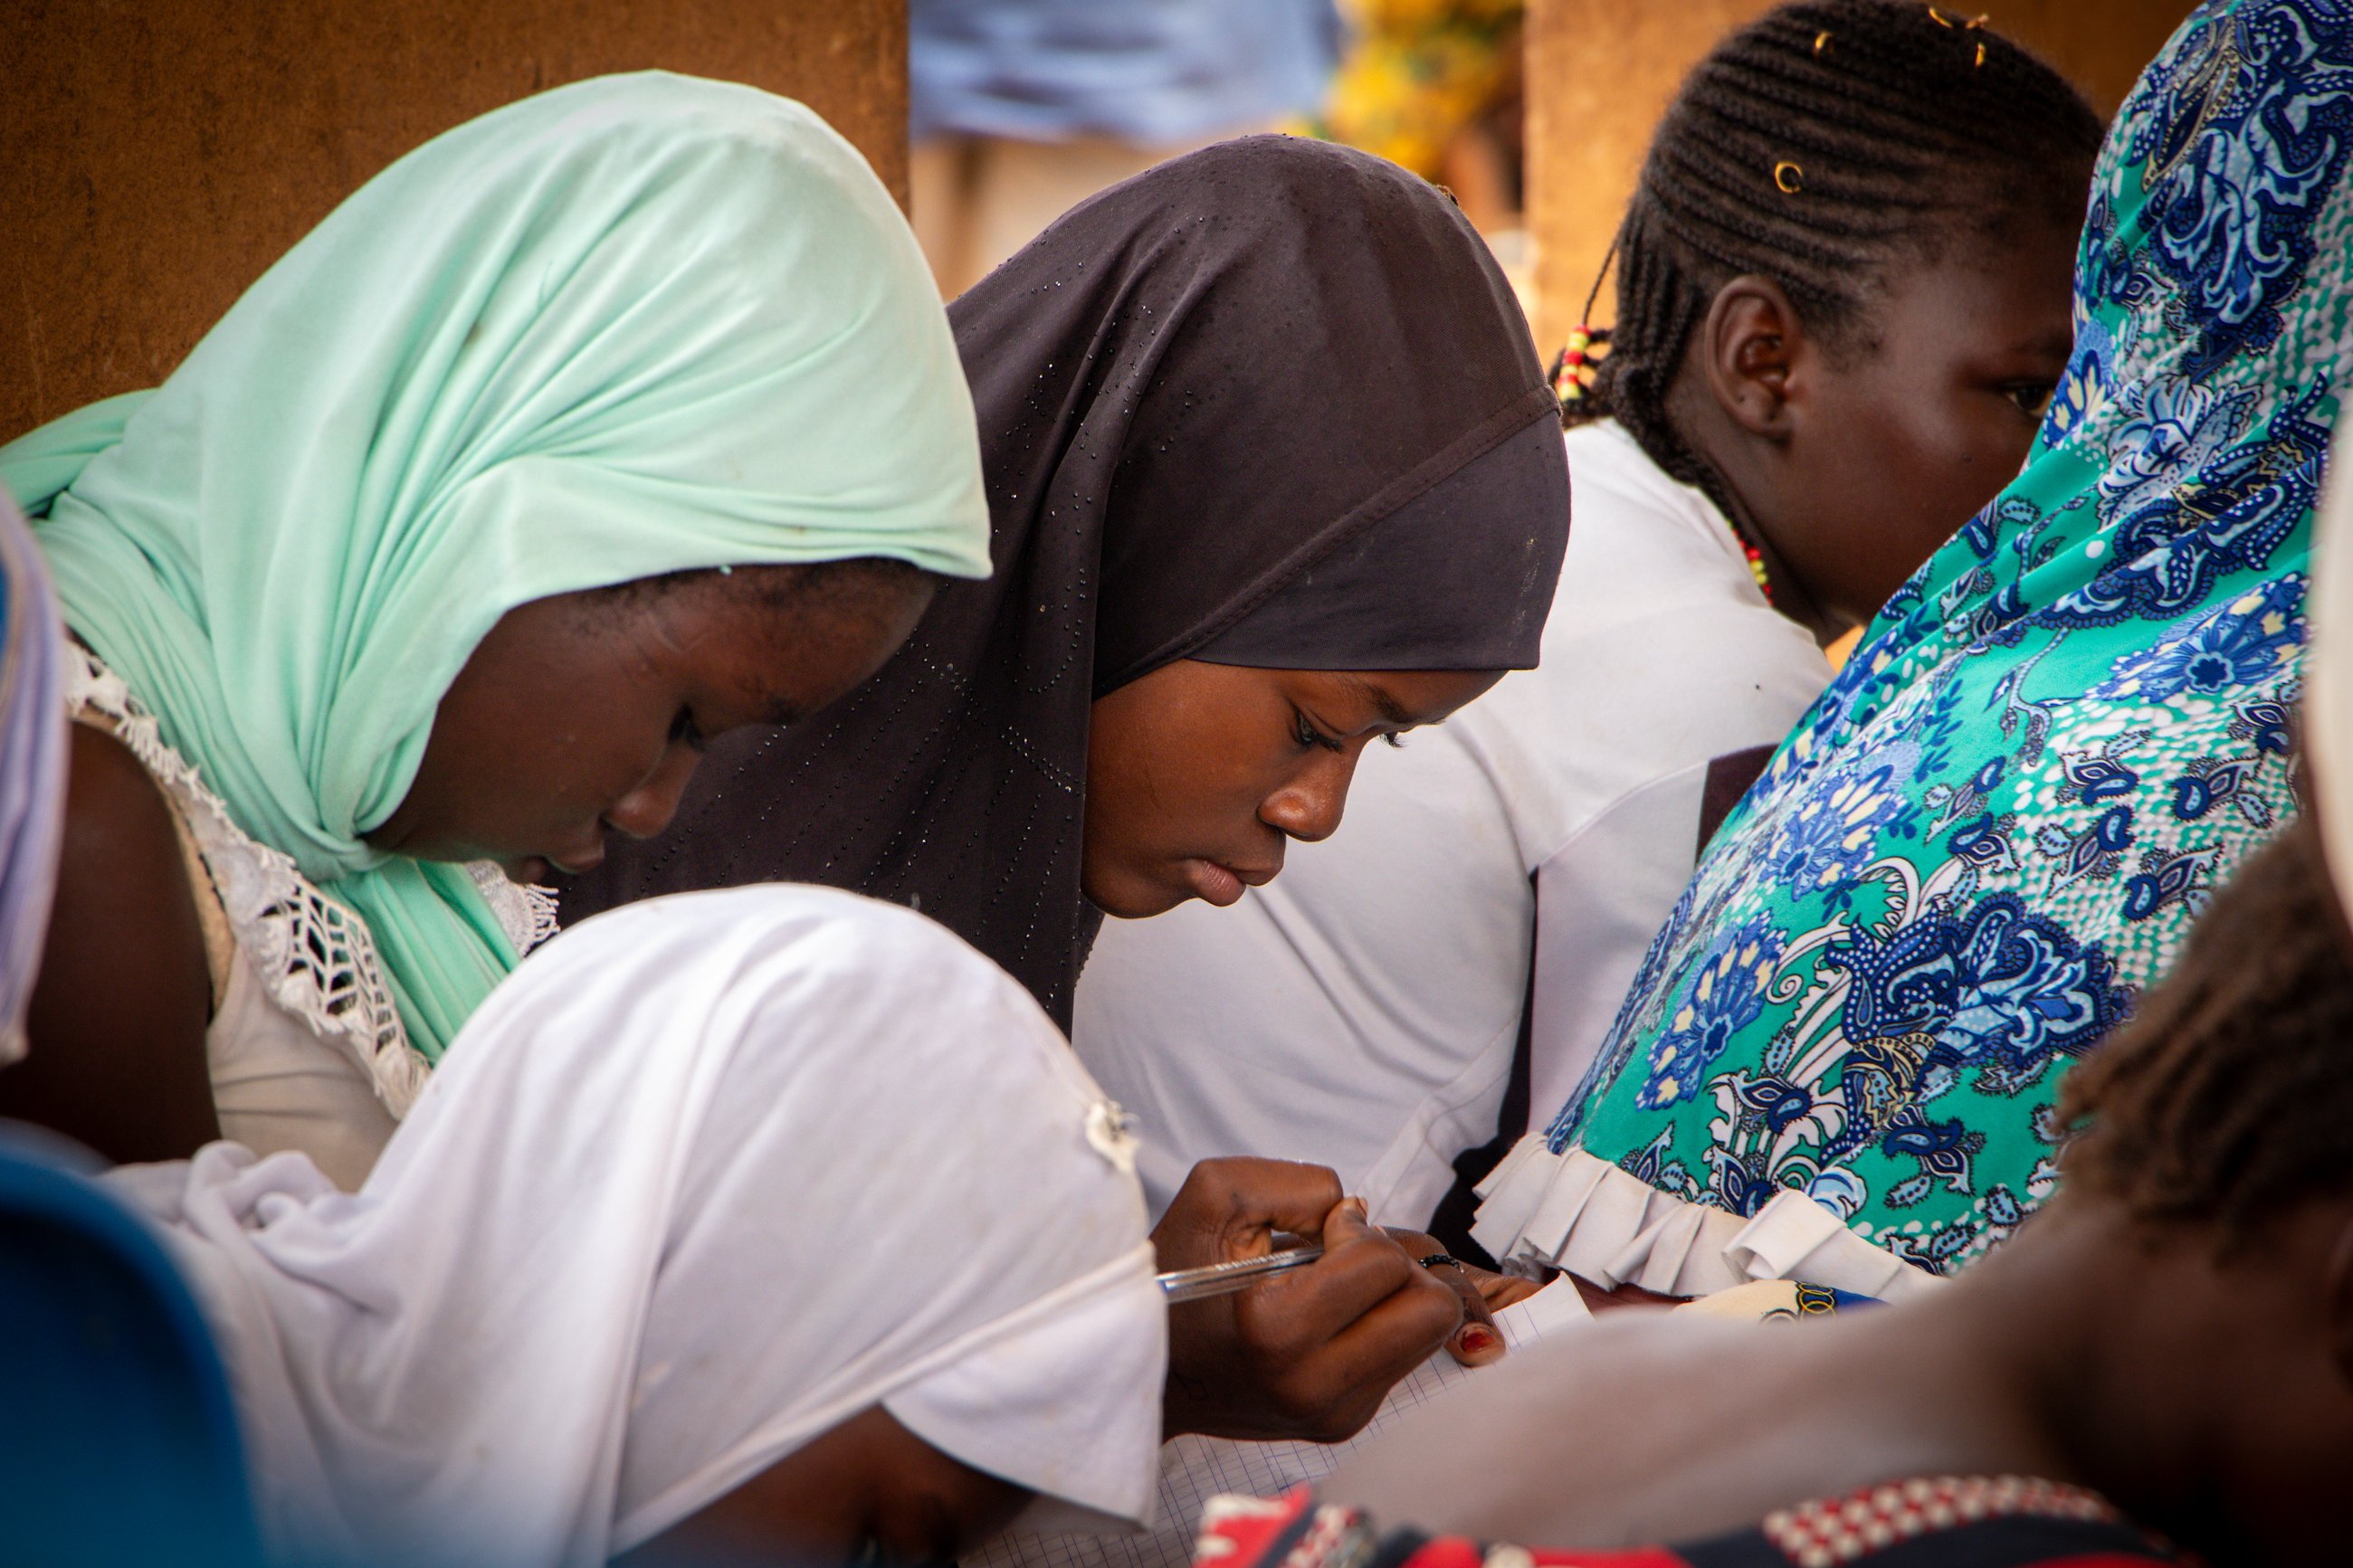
968, 1281, 1591, 1568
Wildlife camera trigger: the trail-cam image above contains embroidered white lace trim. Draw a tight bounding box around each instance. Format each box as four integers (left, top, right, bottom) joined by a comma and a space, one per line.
63, 649, 555, 1117
1470, 1136, 1945, 1302
469, 860, 563, 955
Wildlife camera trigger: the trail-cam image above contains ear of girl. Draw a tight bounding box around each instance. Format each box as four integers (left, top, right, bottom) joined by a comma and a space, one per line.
566, 135, 1571, 1029
1664, 212, 2082, 641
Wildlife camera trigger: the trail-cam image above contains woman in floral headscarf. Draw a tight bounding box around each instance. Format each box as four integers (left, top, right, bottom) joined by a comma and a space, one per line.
1474, 0, 2353, 1301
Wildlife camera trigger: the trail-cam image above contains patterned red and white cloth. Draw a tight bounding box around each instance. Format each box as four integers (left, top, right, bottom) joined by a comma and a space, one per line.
1190, 1478, 2186, 1568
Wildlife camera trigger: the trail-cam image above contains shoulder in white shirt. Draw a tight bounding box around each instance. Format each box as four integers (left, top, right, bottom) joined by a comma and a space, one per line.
1072, 422, 1831, 1232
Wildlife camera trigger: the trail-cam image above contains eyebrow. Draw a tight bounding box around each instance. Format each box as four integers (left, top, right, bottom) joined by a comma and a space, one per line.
1991, 321, 2077, 361
1339, 675, 1414, 728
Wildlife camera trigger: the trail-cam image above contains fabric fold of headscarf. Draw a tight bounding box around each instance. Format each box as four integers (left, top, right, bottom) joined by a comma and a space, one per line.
0, 486, 67, 1067
0, 72, 992, 1059
1193, 414, 1569, 670
107, 885, 1164, 1565
567, 134, 1567, 1026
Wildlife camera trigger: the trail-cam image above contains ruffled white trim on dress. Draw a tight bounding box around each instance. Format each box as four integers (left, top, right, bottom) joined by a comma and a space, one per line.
1471, 1136, 1944, 1302
63, 649, 553, 1117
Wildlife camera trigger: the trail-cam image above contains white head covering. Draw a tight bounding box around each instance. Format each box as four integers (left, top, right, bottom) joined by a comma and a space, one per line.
106, 886, 1165, 1566
0, 486, 66, 1065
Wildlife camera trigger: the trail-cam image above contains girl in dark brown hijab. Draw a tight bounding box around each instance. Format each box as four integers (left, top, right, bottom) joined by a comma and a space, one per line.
563, 134, 1568, 1031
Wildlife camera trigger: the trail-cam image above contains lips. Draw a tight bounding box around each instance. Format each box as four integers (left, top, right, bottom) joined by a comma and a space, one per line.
542, 830, 609, 878
1181, 858, 1278, 907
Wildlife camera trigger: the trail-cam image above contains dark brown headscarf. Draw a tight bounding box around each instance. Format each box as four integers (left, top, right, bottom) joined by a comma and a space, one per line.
562, 136, 1567, 1026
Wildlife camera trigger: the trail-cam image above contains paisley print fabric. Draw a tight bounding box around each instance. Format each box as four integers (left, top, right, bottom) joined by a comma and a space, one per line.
1522, 0, 2353, 1278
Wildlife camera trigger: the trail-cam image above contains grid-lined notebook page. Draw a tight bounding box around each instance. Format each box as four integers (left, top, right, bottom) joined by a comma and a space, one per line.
967, 1283, 1590, 1568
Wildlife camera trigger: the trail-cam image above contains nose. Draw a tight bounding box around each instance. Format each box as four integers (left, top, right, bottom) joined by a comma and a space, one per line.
1259, 749, 1359, 845
605, 742, 703, 842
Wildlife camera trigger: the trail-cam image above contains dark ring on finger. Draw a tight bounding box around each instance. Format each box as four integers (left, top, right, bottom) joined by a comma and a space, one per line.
1419, 1253, 1466, 1273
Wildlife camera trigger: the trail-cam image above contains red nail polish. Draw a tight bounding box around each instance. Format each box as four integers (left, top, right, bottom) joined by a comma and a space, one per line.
1461, 1326, 1498, 1354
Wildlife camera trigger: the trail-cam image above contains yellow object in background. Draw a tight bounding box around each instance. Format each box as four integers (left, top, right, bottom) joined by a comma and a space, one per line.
1294, 0, 1530, 316
1294, 0, 1523, 182
1824, 625, 1862, 671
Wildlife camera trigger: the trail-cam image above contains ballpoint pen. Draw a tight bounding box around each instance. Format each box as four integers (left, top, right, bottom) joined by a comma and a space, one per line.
1157, 1245, 1326, 1304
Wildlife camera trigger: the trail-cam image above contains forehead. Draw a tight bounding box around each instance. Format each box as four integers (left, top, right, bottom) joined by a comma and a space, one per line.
1865, 216, 2081, 354
645, 565, 925, 721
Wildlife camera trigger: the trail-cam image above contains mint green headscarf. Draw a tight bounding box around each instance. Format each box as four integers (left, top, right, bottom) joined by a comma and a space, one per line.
0, 72, 992, 1060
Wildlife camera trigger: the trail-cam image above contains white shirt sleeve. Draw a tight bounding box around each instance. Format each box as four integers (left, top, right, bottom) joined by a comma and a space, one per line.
1525, 763, 1715, 1136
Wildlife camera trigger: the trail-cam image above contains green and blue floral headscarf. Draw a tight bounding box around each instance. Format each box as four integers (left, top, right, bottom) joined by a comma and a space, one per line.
1513, 0, 2353, 1278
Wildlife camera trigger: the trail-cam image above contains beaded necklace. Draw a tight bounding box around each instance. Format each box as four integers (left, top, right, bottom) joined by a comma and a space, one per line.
1723, 513, 1775, 603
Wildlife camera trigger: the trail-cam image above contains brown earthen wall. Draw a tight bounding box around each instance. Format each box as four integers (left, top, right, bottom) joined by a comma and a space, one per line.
1, 0, 907, 441
1525, 0, 2197, 354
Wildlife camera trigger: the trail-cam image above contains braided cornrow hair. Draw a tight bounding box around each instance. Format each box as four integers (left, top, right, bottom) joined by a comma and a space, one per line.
1559, 2, 2105, 527
2057, 816, 2353, 1251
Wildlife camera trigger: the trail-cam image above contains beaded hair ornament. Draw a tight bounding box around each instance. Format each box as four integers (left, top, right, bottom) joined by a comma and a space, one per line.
1548, 236, 1776, 604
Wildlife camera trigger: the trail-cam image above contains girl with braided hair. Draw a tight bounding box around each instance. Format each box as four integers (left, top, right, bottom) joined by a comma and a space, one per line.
1070, 1, 2101, 1258
1558, 0, 2104, 641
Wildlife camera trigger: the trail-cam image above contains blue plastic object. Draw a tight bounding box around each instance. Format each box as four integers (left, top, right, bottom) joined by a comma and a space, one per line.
0, 1134, 262, 1566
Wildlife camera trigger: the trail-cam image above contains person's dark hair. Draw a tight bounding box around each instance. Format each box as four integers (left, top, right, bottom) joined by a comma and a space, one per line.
585, 556, 929, 611
567, 558, 935, 660
2058, 815, 2353, 1249
1561, 0, 2105, 514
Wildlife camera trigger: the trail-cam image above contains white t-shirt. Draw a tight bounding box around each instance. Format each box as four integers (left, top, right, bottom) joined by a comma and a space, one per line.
1073, 421, 1832, 1229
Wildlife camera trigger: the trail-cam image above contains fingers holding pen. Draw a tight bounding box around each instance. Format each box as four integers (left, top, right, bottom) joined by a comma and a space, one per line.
1237, 1201, 1453, 1355
1236, 1202, 1465, 1437
1157, 1160, 1461, 1443
1153, 1155, 1344, 1271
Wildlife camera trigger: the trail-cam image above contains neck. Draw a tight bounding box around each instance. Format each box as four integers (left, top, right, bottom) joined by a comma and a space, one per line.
1656, 377, 1845, 647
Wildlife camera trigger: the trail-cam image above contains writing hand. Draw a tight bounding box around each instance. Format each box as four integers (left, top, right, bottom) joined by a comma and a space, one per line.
1155, 1157, 1462, 1442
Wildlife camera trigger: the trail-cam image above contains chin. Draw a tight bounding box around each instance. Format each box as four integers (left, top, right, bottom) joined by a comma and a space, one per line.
1081, 870, 1188, 920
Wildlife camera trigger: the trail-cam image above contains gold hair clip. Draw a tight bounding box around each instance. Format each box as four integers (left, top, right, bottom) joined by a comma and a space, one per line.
1975, 41, 1986, 66
1815, 28, 1833, 54
1774, 160, 1805, 194
1928, 5, 1954, 24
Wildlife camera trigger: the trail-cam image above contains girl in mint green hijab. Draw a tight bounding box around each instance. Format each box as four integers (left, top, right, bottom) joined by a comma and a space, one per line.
0, 72, 991, 1069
